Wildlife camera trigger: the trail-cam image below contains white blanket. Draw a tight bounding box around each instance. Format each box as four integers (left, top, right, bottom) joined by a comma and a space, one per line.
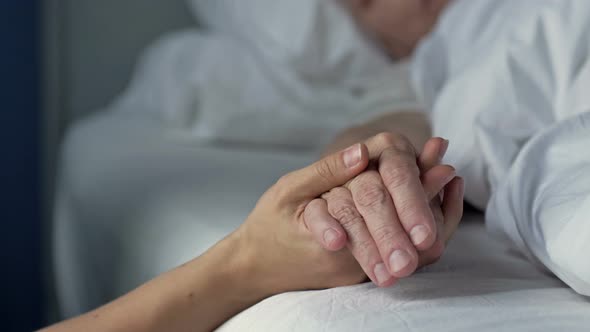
412, 0, 590, 295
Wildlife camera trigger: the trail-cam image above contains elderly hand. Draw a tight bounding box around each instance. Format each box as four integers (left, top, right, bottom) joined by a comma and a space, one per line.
304, 133, 464, 287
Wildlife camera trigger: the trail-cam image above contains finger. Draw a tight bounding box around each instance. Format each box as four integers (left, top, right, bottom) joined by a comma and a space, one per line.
418, 198, 446, 267
303, 199, 348, 251
324, 187, 396, 287
418, 137, 449, 172
431, 198, 445, 244
441, 177, 464, 244
378, 147, 437, 251
418, 239, 445, 267
363, 133, 438, 250
364, 132, 415, 159
348, 172, 419, 278
421, 164, 456, 200
418, 178, 464, 267
283, 143, 369, 201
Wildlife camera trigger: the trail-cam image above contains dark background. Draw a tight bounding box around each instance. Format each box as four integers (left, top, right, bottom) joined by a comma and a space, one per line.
0, 1, 44, 331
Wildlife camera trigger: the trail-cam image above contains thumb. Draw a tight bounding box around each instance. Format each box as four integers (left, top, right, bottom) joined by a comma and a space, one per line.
285, 143, 369, 200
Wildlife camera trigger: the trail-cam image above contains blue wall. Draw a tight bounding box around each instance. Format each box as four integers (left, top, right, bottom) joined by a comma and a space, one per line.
0, 1, 43, 331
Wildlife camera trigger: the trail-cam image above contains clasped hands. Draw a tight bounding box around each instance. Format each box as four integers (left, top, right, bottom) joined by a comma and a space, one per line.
236, 132, 463, 295
303, 133, 463, 287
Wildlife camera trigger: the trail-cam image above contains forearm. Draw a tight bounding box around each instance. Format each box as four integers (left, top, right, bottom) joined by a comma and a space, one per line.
324, 111, 432, 155
42, 234, 265, 332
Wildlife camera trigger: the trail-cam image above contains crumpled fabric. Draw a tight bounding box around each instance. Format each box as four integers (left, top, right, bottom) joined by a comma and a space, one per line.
412, 0, 590, 295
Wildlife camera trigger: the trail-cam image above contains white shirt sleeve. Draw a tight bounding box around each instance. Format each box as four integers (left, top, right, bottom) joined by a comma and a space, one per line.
487, 112, 590, 296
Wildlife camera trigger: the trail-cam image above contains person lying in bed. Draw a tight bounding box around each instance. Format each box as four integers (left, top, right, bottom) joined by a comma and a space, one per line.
44, 0, 590, 330
42, 137, 464, 332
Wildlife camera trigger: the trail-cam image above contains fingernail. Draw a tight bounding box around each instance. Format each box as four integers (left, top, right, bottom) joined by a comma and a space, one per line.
373, 263, 391, 285
324, 229, 339, 247
343, 144, 362, 168
410, 225, 430, 246
389, 250, 412, 273
439, 139, 449, 160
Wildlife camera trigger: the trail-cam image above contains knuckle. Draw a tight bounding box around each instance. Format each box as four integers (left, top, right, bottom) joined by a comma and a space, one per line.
330, 204, 362, 229
322, 187, 347, 201
373, 132, 415, 155
375, 132, 397, 146
331, 186, 352, 198
380, 161, 420, 190
391, 137, 415, 154
356, 185, 388, 210
303, 199, 323, 219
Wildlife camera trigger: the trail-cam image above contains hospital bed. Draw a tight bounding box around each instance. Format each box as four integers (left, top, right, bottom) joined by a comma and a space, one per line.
46, 1, 590, 330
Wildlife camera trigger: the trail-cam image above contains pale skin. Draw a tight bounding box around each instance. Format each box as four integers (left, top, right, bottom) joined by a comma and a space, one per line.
41, 133, 463, 332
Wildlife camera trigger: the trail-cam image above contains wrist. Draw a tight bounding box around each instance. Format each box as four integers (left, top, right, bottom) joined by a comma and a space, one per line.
202, 231, 270, 304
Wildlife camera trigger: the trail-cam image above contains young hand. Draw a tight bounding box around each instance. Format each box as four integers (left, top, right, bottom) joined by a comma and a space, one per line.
232, 143, 374, 294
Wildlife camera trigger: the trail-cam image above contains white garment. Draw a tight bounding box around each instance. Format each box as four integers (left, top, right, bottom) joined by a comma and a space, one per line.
412, 0, 590, 295
114, 0, 418, 149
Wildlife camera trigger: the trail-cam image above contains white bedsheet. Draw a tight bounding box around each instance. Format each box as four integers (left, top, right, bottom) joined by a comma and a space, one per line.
220, 214, 590, 332
55, 112, 590, 331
